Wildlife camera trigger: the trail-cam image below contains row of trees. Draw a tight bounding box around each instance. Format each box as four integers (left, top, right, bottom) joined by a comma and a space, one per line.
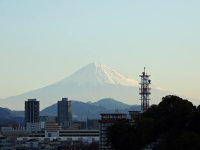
107, 95, 200, 150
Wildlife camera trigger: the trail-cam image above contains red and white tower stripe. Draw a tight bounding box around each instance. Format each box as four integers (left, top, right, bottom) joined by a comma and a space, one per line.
139, 67, 151, 112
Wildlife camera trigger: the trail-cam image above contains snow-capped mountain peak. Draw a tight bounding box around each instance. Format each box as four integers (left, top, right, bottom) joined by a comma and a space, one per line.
61, 63, 139, 87
0, 62, 172, 110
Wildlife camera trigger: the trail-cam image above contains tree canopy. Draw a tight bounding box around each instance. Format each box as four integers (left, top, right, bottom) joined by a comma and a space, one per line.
107, 95, 200, 150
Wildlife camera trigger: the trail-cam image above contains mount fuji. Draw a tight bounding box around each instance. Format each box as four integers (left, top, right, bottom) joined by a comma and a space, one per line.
0, 63, 170, 110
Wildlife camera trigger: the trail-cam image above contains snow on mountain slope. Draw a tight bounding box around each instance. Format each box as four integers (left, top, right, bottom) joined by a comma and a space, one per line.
57, 63, 139, 87
0, 63, 171, 110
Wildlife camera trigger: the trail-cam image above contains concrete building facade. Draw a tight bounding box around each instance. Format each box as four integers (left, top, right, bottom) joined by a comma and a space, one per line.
25, 99, 41, 132
57, 98, 72, 127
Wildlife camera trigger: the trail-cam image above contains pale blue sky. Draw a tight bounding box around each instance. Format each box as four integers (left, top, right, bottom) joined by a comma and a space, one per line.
0, 0, 200, 100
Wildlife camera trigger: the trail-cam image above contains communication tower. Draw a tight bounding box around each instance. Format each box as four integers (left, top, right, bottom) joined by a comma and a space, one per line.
139, 67, 151, 112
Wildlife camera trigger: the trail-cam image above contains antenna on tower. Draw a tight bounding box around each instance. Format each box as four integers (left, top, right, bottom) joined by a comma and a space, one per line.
139, 67, 151, 112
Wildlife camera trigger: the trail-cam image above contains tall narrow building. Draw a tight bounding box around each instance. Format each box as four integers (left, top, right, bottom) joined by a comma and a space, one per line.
25, 99, 41, 132
57, 98, 72, 127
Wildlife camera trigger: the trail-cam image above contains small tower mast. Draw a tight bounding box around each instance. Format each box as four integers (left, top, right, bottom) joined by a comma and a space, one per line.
139, 67, 151, 112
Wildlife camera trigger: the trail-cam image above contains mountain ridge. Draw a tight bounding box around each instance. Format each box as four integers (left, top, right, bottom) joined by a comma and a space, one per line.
92, 98, 131, 110
40, 98, 140, 121
53, 63, 139, 88
0, 98, 140, 124
0, 63, 171, 110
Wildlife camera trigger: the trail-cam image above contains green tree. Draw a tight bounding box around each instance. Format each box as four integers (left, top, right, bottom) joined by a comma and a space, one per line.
107, 95, 200, 150
107, 119, 136, 150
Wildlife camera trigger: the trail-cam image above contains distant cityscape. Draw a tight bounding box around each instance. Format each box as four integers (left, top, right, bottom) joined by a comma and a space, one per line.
1, 68, 199, 150
0, 67, 199, 150
0, 69, 151, 149
0, 96, 143, 149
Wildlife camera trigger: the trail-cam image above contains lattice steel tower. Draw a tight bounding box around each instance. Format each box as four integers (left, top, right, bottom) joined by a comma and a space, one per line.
139, 67, 151, 112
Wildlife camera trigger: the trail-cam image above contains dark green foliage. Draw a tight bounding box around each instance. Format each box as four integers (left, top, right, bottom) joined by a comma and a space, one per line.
174, 132, 200, 150
107, 95, 200, 150
107, 119, 136, 150
135, 118, 156, 146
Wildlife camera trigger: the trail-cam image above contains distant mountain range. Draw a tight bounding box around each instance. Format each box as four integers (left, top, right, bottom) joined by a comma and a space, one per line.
0, 98, 140, 124
0, 107, 24, 125
0, 63, 172, 110
41, 98, 140, 121
92, 98, 131, 110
